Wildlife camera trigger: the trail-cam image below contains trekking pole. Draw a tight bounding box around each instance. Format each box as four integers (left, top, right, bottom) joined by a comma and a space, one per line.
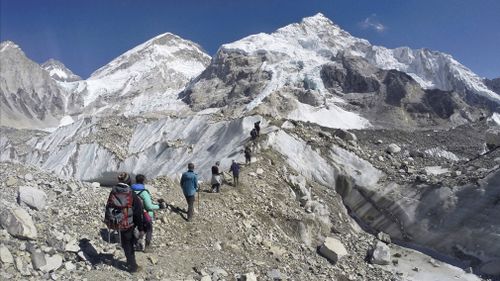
197, 189, 200, 212
107, 227, 111, 243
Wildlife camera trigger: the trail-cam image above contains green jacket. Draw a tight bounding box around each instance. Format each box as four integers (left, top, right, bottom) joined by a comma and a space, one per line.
131, 184, 159, 220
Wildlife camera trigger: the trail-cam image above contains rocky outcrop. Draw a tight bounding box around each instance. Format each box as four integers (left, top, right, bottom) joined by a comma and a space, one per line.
0, 206, 38, 240
181, 50, 271, 111
484, 78, 500, 95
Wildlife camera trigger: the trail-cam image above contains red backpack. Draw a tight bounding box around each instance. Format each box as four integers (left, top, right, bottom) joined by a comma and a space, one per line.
104, 186, 134, 230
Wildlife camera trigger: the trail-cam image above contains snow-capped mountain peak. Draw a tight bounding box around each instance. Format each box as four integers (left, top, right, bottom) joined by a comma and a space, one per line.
81, 32, 211, 112
219, 13, 499, 107
90, 32, 210, 79
41, 59, 82, 82
0, 41, 22, 53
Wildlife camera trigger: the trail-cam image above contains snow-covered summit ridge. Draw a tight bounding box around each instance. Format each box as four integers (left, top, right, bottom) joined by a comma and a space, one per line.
41, 59, 82, 82
82, 32, 211, 107
90, 32, 210, 79
222, 13, 499, 103
0, 41, 22, 53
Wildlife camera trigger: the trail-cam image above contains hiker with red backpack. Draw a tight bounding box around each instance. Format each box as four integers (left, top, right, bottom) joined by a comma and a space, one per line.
104, 172, 145, 273
131, 174, 164, 253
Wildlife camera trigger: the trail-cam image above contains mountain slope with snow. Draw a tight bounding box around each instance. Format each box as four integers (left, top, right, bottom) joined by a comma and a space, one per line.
79, 33, 211, 115
41, 59, 82, 82
0, 41, 82, 129
183, 13, 498, 129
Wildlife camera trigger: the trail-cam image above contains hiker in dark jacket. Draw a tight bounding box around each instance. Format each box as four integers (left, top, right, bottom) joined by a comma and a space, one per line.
229, 160, 240, 187
180, 163, 198, 221
131, 174, 164, 252
211, 161, 223, 193
254, 121, 261, 136
250, 128, 257, 141
105, 172, 144, 273
244, 146, 252, 165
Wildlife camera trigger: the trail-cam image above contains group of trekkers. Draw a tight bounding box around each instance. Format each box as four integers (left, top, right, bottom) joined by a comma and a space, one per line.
103, 120, 262, 273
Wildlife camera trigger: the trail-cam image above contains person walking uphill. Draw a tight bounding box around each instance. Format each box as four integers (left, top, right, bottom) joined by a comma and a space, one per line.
244, 146, 252, 165
229, 160, 240, 187
180, 163, 198, 222
131, 174, 164, 252
254, 121, 261, 136
104, 172, 144, 273
211, 161, 223, 193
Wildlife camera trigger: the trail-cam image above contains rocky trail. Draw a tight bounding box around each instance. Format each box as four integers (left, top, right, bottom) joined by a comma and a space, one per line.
0, 131, 490, 281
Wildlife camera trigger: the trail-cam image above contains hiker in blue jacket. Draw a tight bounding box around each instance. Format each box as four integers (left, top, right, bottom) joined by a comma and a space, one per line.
180, 163, 198, 221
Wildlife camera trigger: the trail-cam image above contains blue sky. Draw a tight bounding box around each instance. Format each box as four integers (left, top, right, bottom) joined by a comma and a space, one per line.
1, 0, 499, 79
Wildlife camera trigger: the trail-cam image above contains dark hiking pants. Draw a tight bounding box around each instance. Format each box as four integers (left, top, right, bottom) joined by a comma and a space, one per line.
212, 183, 221, 193
120, 228, 138, 271
145, 221, 153, 246
233, 175, 239, 187
185, 195, 195, 221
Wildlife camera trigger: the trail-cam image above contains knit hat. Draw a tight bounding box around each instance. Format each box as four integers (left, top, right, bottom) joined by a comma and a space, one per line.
117, 172, 130, 184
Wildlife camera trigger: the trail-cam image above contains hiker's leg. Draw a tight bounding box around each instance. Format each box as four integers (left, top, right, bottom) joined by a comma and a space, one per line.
216, 183, 220, 193
186, 195, 195, 221
121, 228, 138, 271
145, 222, 153, 246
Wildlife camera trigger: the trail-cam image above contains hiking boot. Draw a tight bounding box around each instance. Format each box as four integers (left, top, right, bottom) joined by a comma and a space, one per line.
129, 265, 142, 273
143, 246, 153, 253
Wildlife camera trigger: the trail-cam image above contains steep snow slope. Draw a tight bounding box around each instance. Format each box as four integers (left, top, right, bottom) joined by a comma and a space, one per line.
0, 41, 81, 129
79, 33, 211, 115
41, 59, 82, 82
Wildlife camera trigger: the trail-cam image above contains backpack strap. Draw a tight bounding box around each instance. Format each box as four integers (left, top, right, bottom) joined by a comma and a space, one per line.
137, 189, 150, 196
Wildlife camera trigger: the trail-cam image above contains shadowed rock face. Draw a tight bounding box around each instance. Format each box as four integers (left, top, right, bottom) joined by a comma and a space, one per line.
0, 41, 73, 129
321, 57, 380, 94
319, 55, 490, 129
180, 50, 271, 111
484, 78, 500, 95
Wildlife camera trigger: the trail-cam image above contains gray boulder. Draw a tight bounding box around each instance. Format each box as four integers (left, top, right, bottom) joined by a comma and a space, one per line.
31, 250, 47, 270
319, 237, 348, 263
377, 232, 391, 244
386, 144, 401, 154
18, 186, 47, 210
241, 272, 257, 281
486, 128, 500, 149
40, 254, 63, 272
371, 241, 391, 265
0, 206, 38, 240
15, 256, 31, 276
6, 177, 18, 187
0, 244, 14, 264
334, 129, 357, 142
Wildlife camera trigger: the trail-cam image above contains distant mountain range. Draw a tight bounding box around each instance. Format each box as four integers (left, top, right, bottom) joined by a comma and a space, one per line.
1, 13, 498, 130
